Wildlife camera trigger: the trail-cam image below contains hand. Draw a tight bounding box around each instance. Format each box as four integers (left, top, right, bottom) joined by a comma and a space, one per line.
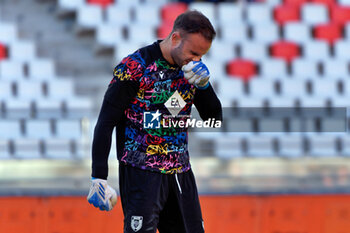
87, 178, 117, 211
182, 61, 210, 89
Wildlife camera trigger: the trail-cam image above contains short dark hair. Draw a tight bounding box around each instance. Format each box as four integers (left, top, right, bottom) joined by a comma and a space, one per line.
172, 10, 216, 41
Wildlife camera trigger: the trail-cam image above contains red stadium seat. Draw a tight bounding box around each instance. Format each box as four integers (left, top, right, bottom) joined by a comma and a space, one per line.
270, 41, 300, 63
310, 0, 337, 7
161, 3, 188, 23
226, 59, 257, 82
0, 43, 7, 60
283, 0, 308, 7
87, 0, 113, 8
157, 21, 173, 39
331, 5, 350, 26
274, 5, 300, 25
314, 23, 342, 44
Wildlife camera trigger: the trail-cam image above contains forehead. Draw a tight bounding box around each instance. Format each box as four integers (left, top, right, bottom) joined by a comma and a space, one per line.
182, 33, 212, 55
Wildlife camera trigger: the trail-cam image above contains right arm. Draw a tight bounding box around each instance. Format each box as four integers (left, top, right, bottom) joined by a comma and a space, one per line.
91, 56, 142, 179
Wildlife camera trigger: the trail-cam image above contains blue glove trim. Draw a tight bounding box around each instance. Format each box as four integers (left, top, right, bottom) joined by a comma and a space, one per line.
196, 82, 210, 90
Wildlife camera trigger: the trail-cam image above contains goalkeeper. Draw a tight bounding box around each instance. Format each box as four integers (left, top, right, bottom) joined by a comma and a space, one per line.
88, 10, 222, 233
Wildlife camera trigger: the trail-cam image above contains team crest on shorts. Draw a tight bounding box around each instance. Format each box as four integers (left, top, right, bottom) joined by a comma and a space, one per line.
131, 216, 143, 232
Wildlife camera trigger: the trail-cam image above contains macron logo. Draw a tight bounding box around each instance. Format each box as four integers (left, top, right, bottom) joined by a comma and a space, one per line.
143, 110, 161, 129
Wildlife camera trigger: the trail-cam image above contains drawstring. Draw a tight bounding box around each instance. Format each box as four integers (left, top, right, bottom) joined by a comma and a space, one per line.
175, 174, 182, 194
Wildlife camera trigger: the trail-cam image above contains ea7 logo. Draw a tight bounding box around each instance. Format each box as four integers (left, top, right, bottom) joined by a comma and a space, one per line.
143, 110, 161, 129
131, 216, 143, 232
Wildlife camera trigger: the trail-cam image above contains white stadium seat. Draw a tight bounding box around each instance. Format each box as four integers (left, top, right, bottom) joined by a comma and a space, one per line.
260, 59, 287, 79
301, 3, 329, 25
322, 59, 349, 78
28, 59, 55, 80
278, 135, 304, 158
217, 3, 244, 25
58, 0, 85, 10
308, 134, 338, 157
127, 24, 156, 44
45, 138, 72, 159
134, 4, 161, 26
0, 140, 10, 159
240, 42, 268, 62
96, 24, 125, 46
220, 24, 248, 43
190, 2, 216, 24
9, 41, 36, 62
334, 40, 350, 60
246, 3, 273, 25
214, 134, 243, 159
56, 119, 82, 139
0, 23, 17, 44
77, 5, 103, 28
284, 23, 311, 44
13, 139, 41, 159
246, 135, 275, 157
16, 81, 44, 100
302, 41, 330, 61
0, 60, 25, 80
291, 59, 319, 77
106, 5, 132, 26
0, 120, 22, 139
251, 24, 279, 43
25, 120, 52, 139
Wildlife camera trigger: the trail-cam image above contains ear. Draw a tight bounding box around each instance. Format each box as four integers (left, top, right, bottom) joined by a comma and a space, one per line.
171, 31, 181, 47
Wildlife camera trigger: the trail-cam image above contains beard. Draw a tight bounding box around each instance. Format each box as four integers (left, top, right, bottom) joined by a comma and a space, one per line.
170, 41, 186, 67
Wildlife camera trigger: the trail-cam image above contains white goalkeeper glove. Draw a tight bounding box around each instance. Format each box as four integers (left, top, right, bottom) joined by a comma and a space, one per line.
87, 178, 117, 211
182, 61, 210, 89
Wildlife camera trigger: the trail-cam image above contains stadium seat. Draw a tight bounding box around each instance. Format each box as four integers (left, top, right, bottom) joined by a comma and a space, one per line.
209, 41, 236, 62
134, 4, 161, 26
77, 5, 103, 28
9, 41, 35, 62
0, 23, 17, 44
246, 3, 273, 25
308, 134, 338, 157
46, 79, 74, 100
96, 24, 124, 46
161, 2, 187, 24
0, 43, 6, 60
25, 120, 52, 139
291, 58, 320, 77
260, 59, 288, 79
251, 24, 280, 43
0, 120, 22, 139
189, 3, 216, 24
28, 59, 55, 80
246, 135, 275, 157
217, 3, 244, 25
5, 99, 32, 119
301, 3, 329, 25
44, 138, 72, 159
278, 135, 304, 158
157, 21, 173, 40
300, 96, 328, 107
314, 23, 342, 44
331, 5, 350, 26
13, 139, 41, 159
283, 0, 308, 7
310, 0, 337, 7
214, 135, 243, 159
283, 23, 311, 43
35, 99, 63, 119
16, 81, 44, 100
240, 42, 268, 62
270, 41, 300, 62
339, 0, 350, 6
58, 0, 85, 10
334, 40, 350, 60
114, 41, 143, 63
105, 5, 132, 26
55, 120, 82, 139
302, 41, 330, 61
322, 59, 349, 78
280, 79, 307, 97
226, 59, 257, 81
87, 0, 113, 8
65, 97, 92, 118
235, 96, 266, 108
340, 135, 350, 156
312, 79, 339, 97
127, 24, 156, 44
0, 140, 10, 159
217, 78, 244, 101
274, 5, 300, 25
0, 60, 24, 80
220, 24, 248, 43
0, 81, 13, 99
249, 79, 277, 98
269, 97, 296, 108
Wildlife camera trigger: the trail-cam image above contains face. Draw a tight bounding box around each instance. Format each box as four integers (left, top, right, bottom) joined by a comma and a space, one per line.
170, 32, 212, 67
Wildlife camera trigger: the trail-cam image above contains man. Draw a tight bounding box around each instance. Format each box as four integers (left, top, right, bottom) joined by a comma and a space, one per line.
87, 10, 222, 233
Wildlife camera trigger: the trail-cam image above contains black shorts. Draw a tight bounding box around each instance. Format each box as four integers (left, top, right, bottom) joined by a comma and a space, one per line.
119, 163, 205, 233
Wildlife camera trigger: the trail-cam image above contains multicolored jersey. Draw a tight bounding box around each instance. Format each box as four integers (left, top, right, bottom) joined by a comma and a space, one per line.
92, 41, 222, 178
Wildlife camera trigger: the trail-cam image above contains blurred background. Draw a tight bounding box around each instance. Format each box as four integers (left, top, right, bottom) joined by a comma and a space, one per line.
1, 0, 350, 232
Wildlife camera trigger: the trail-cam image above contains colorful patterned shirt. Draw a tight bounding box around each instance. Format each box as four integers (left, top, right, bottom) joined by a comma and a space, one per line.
92, 41, 222, 178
